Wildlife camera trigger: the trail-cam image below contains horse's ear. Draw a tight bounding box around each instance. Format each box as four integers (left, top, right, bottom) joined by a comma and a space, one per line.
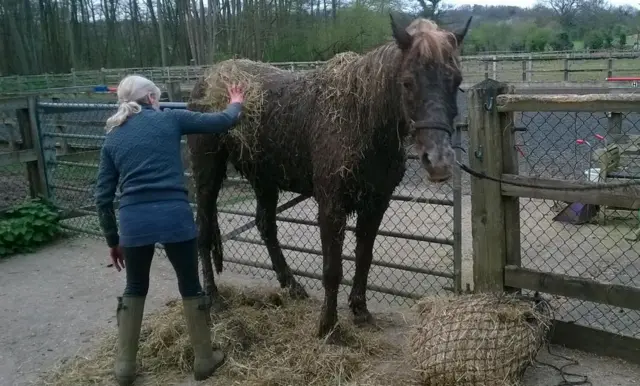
454, 17, 472, 46
390, 13, 412, 51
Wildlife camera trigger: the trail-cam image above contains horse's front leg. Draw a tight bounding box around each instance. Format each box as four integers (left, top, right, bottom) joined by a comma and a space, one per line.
317, 201, 347, 340
349, 195, 390, 326
254, 184, 308, 299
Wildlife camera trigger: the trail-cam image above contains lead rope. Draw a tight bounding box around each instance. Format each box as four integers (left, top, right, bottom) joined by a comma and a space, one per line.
515, 293, 591, 386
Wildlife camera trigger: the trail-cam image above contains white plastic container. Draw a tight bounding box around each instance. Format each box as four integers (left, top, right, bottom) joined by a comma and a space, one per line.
584, 168, 602, 183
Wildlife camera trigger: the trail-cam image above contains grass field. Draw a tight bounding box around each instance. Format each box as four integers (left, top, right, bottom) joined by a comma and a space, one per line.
461, 56, 640, 83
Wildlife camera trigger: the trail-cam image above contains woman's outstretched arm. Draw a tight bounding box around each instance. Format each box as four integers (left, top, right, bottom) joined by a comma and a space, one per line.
94, 145, 120, 248
170, 102, 243, 135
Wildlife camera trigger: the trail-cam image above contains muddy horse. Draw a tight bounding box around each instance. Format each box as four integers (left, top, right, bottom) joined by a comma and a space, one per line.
186, 15, 471, 338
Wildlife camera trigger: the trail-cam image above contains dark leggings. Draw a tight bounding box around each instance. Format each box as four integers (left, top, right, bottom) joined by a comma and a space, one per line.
122, 238, 202, 297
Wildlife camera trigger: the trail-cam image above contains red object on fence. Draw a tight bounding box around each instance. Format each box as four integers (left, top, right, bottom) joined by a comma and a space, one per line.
606, 77, 640, 82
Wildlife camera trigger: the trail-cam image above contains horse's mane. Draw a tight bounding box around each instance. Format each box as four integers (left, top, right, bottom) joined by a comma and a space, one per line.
405, 18, 461, 68
302, 18, 460, 139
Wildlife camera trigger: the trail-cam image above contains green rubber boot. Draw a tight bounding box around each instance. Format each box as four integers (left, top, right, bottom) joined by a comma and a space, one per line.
182, 294, 226, 380
114, 296, 146, 386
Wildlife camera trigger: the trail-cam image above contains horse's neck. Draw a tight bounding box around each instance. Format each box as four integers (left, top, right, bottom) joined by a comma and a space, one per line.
353, 44, 404, 127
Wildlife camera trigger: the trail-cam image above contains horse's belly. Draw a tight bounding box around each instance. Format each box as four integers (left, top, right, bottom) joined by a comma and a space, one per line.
271, 157, 315, 194
232, 155, 314, 196
276, 176, 314, 196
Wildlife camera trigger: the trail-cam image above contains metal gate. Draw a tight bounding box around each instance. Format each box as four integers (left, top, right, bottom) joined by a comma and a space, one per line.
34, 99, 463, 306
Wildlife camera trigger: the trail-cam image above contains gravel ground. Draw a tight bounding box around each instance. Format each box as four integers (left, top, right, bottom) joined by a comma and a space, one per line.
2, 235, 640, 386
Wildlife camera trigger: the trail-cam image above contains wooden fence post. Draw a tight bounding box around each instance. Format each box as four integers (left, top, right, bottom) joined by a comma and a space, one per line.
468, 79, 517, 293
492, 55, 497, 80
166, 81, 182, 102
16, 96, 49, 200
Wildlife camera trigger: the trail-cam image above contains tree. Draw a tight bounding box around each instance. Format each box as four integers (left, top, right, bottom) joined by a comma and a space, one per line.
619, 32, 627, 48
550, 31, 573, 50
416, 0, 446, 22
537, 0, 581, 29
584, 30, 604, 49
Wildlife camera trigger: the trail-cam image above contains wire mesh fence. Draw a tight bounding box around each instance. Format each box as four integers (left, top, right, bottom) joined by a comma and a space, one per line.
0, 110, 33, 211
37, 101, 461, 307
514, 109, 640, 338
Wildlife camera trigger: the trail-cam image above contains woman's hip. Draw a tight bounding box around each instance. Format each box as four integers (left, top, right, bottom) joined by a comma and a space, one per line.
119, 200, 197, 246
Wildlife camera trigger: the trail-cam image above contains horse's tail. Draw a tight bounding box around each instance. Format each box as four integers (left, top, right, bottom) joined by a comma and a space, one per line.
187, 133, 228, 273
186, 77, 229, 278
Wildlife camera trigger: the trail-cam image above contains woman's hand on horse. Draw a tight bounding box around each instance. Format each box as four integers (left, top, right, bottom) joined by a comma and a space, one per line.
110, 245, 125, 272
227, 82, 245, 104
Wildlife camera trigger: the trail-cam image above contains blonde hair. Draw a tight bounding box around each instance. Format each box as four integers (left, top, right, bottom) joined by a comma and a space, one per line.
105, 75, 162, 133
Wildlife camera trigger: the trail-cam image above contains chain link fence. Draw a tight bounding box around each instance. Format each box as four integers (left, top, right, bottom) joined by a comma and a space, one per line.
514, 109, 640, 338
0, 109, 33, 211
38, 101, 462, 307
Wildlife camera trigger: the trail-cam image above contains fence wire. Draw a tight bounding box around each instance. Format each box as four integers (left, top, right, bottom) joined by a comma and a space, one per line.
37, 102, 459, 306
515, 110, 640, 338
0, 110, 33, 211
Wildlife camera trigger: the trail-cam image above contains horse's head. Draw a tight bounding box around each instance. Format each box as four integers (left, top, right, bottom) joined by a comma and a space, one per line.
391, 15, 471, 183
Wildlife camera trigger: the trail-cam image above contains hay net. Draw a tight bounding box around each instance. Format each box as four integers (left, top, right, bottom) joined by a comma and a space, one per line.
409, 292, 552, 386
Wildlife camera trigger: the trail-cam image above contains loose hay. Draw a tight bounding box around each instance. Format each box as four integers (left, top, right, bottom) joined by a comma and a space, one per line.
196, 59, 288, 158
42, 284, 411, 386
409, 292, 552, 386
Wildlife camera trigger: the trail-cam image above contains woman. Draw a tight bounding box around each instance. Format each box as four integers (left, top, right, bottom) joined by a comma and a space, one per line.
94, 74, 244, 385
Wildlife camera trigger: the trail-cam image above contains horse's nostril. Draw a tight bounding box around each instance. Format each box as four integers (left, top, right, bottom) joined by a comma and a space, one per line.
422, 153, 431, 165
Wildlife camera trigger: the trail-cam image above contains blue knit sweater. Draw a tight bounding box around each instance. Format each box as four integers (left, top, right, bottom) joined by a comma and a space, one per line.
94, 103, 242, 248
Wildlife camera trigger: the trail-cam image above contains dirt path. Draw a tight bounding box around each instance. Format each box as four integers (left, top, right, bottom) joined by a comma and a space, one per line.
1, 235, 639, 386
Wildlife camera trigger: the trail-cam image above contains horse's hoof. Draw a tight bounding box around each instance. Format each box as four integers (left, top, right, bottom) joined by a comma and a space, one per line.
353, 310, 374, 326
318, 323, 346, 345
317, 318, 339, 341
210, 295, 229, 313
288, 281, 309, 300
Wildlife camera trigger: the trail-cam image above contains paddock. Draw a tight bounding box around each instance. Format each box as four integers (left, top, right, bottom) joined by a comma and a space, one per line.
3, 236, 640, 386
1, 78, 640, 384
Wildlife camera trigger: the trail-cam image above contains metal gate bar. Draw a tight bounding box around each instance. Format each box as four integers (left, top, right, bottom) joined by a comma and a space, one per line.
215, 254, 423, 299
221, 194, 309, 241
231, 235, 454, 279
219, 208, 454, 246
219, 175, 455, 207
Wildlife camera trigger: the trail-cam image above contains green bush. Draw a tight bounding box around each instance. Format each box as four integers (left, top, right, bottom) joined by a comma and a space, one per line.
0, 198, 62, 258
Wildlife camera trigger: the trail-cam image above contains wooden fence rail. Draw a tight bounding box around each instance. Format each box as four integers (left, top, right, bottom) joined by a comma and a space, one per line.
468, 80, 640, 364
3, 50, 640, 96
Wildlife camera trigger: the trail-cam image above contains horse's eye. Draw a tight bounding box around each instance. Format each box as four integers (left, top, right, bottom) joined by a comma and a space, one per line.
403, 81, 412, 89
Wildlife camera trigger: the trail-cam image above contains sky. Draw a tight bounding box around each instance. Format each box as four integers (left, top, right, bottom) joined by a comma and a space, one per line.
443, 0, 639, 8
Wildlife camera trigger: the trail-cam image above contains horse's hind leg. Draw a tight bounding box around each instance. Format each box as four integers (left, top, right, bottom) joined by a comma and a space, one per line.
349, 195, 390, 326
254, 185, 308, 299
317, 200, 347, 339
